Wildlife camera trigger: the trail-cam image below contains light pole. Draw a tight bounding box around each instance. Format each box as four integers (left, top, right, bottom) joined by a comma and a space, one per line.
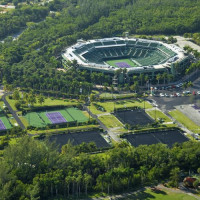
113, 95, 116, 113
143, 93, 146, 111
88, 96, 90, 122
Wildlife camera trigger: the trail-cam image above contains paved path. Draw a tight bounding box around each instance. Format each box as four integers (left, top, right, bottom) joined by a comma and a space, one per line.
83, 105, 120, 142
83, 184, 200, 200
2, 94, 25, 129
174, 36, 200, 52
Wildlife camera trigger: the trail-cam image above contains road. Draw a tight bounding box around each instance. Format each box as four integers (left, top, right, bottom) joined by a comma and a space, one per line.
2, 94, 25, 129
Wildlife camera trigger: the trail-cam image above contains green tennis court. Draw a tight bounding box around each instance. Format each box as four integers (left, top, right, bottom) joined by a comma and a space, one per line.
66, 107, 88, 122
23, 107, 88, 127
0, 116, 12, 129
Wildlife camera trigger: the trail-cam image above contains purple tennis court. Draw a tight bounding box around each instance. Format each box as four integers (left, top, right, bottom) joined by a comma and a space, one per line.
0, 119, 6, 130
115, 62, 131, 68
46, 112, 67, 124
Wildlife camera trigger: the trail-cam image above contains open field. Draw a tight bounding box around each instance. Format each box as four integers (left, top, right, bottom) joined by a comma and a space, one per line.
117, 188, 197, 200
90, 99, 152, 115
106, 58, 138, 68
169, 110, 200, 133
6, 96, 79, 111
98, 114, 124, 128
147, 110, 172, 123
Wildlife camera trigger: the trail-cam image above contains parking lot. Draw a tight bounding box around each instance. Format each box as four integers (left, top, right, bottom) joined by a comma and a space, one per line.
148, 77, 200, 110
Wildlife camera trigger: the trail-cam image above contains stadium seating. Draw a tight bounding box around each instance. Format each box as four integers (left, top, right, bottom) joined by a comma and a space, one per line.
116, 40, 125, 45
79, 39, 176, 66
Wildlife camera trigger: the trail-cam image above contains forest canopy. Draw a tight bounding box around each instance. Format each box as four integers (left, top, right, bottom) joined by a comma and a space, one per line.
0, 0, 200, 94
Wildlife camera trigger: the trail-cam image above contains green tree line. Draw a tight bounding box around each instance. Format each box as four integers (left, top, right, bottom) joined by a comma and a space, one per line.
0, 137, 200, 199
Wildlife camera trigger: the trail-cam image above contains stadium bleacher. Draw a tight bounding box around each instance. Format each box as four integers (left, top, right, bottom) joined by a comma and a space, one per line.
79, 39, 177, 66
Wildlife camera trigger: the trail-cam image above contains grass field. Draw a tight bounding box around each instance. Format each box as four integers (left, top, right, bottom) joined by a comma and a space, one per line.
29, 125, 99, 135
90, 99, 153, 115
147, 110, 172, 123
100, 93, 136, 98
6, 96, 79, 111
98, 114, 124, 128
106, 59, 138, 68
116, 188, 197, 200
169, 109, 200, 133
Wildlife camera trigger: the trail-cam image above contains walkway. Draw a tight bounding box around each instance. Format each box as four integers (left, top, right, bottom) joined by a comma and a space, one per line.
2, 94, 25, 129
83, 105, 121, 142
174, 36, 200, 52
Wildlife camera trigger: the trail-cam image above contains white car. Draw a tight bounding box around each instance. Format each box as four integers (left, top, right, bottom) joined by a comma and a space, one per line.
176, 93, 181, 97
160, 93, 165, 97
197, 91, 200, 95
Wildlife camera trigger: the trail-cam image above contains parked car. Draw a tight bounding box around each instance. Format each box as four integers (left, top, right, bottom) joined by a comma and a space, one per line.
160, 93, 165, 97
165, 93, 169, 97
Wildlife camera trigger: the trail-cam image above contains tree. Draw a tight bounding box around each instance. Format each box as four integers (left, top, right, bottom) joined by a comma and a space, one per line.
183, 82, 187, 90
187, 81, 193, 89
28, 92, 37, 106
193, 179, 199, 189
169, 167, 180, 188
162, 72, 168, 85
139, 74, 144, 86
38, 94, 45, 105
12, 90, 20, 100
156, 74, 161, 85
83, 173, 92, 196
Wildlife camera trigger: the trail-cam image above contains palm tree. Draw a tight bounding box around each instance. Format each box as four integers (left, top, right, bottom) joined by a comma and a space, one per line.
156, 73, 161, 85
38, 94, 45, 105
84, 173, 92, 196
162, 72, 168, 85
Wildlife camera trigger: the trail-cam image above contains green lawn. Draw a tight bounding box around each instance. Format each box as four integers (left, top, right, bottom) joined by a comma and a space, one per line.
6, 96, 17, 111
34, 97, 79, 107
100, 93, 136, 98
98, 114, 124, 128
6, 96, 79, 111
90, 99, 152, 115
29, 125, 99, 135
106, 58, 138, 68
147, 110, 172, 123
169, 110, 200, 133
117, 188, 197, 200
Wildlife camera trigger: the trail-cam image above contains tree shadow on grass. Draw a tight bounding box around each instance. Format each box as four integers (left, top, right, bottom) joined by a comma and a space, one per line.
117, 189, 167, 200
118, 190, 156, 200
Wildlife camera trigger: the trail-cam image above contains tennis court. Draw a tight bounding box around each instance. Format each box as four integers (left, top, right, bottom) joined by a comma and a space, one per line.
124, 129, 188, 147
106, 59, 138, 68
24, 107, 88, 127
48, 131, 110, 151
0, 115, 12, 130
114, 109, 154, 126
